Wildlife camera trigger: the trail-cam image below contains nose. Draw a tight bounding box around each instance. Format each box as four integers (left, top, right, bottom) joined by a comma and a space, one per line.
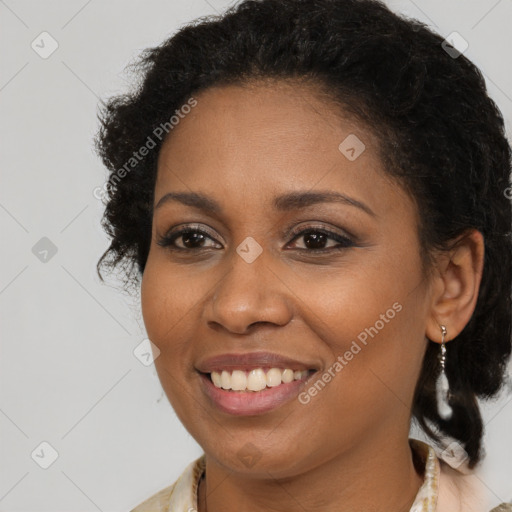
204, 244, 293, 335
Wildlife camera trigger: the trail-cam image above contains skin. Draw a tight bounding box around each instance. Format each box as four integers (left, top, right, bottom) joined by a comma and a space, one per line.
140, 80, 484, 512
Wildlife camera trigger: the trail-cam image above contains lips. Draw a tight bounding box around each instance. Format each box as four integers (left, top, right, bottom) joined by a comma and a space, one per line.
196, 351, 319, 415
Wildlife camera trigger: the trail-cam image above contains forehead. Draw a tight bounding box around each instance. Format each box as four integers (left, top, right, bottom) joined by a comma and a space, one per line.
154, 80, 408, 220
159, 79, 374, 160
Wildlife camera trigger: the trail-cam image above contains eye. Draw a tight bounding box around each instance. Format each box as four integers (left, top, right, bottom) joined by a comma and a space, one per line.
286, 226, 355, 252
157, 224, 221, 251
157, 223, 355, 253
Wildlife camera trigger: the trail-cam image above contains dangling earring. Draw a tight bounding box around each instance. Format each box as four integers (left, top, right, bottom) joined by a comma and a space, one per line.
436, 325, 453, 420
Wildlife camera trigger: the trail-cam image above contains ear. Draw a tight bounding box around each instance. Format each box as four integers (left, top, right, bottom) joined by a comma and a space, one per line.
425, 229, 485, 343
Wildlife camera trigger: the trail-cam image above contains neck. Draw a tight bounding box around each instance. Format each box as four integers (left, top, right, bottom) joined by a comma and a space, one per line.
197, 434, 424, 512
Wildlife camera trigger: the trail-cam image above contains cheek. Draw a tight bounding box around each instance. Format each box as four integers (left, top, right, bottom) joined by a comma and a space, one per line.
141, 264, 168, 345
140, 256, 196, 356
300, 253, 426, 411
300, 263, 403, 353
140, 259, 201, 417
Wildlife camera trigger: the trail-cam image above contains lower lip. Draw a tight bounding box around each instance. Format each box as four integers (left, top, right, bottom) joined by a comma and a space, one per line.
199, 372, 313, 416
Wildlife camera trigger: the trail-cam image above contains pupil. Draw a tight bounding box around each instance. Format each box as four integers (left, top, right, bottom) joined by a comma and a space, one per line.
304, 232, 326, 249
183, 232, 205, 248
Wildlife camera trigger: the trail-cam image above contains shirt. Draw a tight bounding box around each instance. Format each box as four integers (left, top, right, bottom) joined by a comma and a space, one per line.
130, 439, 512, 512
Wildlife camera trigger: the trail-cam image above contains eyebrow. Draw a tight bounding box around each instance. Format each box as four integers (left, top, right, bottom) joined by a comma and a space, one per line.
154, 190, 376, 217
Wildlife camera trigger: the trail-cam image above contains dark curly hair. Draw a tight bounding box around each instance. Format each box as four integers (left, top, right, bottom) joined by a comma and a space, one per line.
94, 0, 512, 468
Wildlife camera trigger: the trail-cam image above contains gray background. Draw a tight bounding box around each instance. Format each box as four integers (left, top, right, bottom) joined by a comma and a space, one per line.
1, 0, 511, 510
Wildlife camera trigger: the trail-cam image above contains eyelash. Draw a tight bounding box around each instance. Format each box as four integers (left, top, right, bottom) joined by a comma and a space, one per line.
157, 223, 355, 254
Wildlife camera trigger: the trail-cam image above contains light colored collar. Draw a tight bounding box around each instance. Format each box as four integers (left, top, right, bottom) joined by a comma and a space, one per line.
166, 454, 205, 511
408, 439, 440, 511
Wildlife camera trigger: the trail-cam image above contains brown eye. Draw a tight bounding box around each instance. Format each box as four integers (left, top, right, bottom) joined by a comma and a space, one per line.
157, 225, 221, 251
157, 224, 355, 254
287, 228, 354, 252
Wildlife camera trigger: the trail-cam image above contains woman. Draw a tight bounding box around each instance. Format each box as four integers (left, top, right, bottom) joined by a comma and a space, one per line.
94, 0, 512, 510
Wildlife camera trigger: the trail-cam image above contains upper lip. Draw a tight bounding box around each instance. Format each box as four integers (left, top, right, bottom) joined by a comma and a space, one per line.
196, 351, 319, 373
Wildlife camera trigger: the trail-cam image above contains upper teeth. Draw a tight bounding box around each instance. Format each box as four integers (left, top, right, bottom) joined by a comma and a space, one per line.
211, 368, 309, 392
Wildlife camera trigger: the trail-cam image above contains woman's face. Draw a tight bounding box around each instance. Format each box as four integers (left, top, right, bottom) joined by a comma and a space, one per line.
141, 81, 433, 477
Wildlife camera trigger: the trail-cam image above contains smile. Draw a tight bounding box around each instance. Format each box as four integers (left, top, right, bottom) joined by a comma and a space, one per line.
209, 368, 310, 392
196, 351, 319, 415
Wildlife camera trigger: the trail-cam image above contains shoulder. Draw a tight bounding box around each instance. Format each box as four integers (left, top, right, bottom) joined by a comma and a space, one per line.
437, 458, 511, 512
130, 483, 176, 512
129, 455, 206, 512
489, 506, 512, 512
